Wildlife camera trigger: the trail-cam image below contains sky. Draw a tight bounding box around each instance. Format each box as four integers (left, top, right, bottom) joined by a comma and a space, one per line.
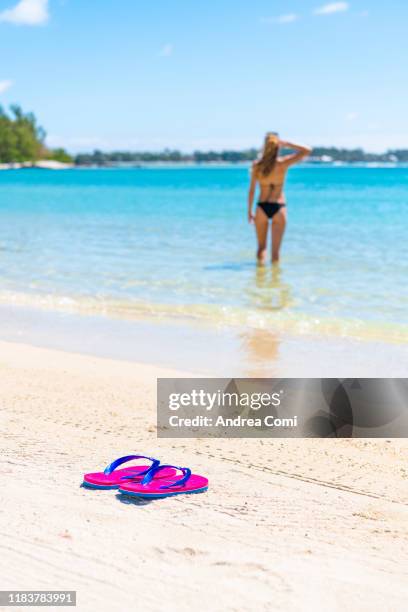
0, 0, 407, 152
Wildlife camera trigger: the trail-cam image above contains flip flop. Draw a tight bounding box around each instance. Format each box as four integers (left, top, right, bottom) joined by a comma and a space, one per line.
118, 464, 209, 499
82, 454, 174, 489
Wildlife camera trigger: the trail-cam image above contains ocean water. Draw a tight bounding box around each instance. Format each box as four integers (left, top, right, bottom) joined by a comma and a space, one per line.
0, 166, 407, 342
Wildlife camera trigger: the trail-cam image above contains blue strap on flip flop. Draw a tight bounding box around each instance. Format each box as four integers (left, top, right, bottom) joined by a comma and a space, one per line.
141, 464, 192, 489
103, 455, 160, 478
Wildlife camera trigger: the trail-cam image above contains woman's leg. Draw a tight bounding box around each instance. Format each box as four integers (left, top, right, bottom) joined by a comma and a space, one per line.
255, 206, 269, 264
271, 208, 287, 263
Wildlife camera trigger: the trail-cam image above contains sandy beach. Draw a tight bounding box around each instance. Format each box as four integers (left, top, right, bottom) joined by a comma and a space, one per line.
1, 339, 407, 611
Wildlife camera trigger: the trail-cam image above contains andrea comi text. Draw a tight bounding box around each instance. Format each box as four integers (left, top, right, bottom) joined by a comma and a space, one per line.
168, 414, 298, 428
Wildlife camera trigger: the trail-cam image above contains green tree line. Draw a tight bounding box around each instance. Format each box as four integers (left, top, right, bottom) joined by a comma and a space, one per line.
75, 147, 408, 166
0, 105, 72, 164
74, 148, 260, 165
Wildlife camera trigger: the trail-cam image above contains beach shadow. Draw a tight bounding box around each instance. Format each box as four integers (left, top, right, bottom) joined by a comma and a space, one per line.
204, 261, 256, 272
116, 490, 208, 505
116, 493, 154, 506
80, 484, 155, 505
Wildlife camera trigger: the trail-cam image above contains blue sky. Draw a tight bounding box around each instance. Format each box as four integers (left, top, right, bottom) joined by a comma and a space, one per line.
0, 0, 407, 152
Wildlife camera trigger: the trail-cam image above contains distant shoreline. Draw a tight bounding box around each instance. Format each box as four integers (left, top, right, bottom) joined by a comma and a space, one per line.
2, 160, 408, 171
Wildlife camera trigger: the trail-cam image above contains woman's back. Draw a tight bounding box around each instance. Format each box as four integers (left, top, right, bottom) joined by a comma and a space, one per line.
255, 160, 288, 203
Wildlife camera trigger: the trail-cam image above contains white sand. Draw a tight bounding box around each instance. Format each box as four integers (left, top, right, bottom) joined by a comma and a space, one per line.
1, 340, 407, 611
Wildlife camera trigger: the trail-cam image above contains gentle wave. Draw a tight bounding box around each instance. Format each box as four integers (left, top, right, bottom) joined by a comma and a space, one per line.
2, 290, 407, 344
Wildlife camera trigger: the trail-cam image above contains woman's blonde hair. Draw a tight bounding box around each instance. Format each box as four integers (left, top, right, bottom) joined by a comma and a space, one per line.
254, 133, 279, 177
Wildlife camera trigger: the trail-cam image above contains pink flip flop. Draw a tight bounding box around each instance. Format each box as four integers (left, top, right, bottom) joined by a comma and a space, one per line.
118, 464, 208, 499
82, 454, 175, 489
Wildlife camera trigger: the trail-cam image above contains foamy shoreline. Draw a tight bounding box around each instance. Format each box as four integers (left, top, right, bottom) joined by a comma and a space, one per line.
0, 160, 73, 170
1, 302, 408, 377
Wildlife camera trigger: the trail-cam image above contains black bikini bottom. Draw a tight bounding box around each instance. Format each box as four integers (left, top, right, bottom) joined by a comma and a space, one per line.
257, 202, 286, 219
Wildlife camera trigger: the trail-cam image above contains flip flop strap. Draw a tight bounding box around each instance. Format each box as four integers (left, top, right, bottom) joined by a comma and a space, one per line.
104, 454, 160, 477
141, 464, 192, 489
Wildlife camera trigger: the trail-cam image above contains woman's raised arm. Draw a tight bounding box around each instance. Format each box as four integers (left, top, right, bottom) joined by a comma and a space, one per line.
279, 140, 312, 166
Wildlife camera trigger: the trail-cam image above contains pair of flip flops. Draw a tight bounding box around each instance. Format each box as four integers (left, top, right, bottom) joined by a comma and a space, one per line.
82, 454, 208, 499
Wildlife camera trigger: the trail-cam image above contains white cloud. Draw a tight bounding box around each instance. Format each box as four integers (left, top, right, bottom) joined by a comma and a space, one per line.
0, 0, 49, 26
261, 13, 299, 24
0, 79, 13, 93
159, 43, 174, 57
314, 2, 349, 15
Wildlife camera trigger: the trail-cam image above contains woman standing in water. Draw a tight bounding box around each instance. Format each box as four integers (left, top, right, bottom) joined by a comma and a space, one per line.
248, 133, 311, 263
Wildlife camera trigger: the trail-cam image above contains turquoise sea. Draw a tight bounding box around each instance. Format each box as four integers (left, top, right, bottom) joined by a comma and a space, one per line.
0, 165, 407, 342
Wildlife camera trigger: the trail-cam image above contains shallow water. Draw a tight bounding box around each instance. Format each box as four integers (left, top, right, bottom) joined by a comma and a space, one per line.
0, 166, 407, 341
